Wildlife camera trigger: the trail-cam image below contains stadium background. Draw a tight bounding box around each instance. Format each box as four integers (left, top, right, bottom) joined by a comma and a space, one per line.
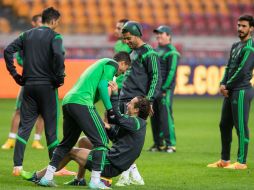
0, 1, 254, 190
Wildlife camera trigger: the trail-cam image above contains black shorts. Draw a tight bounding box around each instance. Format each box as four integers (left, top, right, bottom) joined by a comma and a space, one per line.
85, 153, 122, 178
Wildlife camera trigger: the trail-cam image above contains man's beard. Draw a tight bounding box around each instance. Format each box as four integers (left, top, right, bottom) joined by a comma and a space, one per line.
238, 31, 249, 40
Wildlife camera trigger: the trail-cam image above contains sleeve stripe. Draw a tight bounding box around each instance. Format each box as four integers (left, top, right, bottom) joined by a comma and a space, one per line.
148, 54, 159, 99
162, 54, 178, 89
133, 117, 140, 130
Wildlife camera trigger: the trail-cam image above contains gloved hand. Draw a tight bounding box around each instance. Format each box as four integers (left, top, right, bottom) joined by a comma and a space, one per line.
13, 74, 24, 86
53, 76, 64, 88
107, 108, 116, 124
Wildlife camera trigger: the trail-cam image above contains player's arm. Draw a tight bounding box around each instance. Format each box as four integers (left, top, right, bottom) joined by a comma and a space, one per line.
226, 47, 254, 90
220, 48, 234, 86
4, 33, 24, 78
110, 89, 141, 132
161, 51, 180, 91
52, 34, 65, 87
98, 61, 118, 110
144, 51, 161, 101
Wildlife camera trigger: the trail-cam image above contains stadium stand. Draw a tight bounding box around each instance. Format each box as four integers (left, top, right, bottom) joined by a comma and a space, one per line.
0, 0, 253, 35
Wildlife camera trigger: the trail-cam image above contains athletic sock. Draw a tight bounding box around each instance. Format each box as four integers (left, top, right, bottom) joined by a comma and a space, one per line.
130, 164, 142, 180
91, 170, 101, 184
34, 134, 41, 141
121, 167, 130, 179
9, 133, 16, 139
44, 165, 56, 180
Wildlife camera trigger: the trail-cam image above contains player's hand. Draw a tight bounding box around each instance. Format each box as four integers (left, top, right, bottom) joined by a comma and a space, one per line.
108, 81, 118, 94
107, 108, 116, 124
104, 122, 111, 129
53, 76, 64, 88
13, 74, 24, 86
220, 85, 229, 97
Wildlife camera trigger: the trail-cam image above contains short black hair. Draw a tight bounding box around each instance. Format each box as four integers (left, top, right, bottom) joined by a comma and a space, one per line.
238, 15, 254, 27
135, 96, 151, 120
32, 14, 41, 22
113, 51, 131, 66
118, 19, 129, 25
42, 7, 61, 24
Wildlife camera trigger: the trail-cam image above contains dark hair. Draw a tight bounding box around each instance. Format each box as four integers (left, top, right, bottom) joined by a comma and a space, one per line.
32, 14, 41, 22
134, 96, 151, 120
113, 51, 131, 66
238, 15, 254, 27
118, 19, 129, 25
42, 7, 61, 24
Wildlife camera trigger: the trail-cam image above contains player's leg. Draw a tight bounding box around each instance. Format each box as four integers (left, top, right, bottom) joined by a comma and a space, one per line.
161, 89, 176, 153
2, 88, 23, 149
39, 86, 59, 158
78, 106, 109, 187
78, 136, 93, 149
64, 137, 93, 186
225, 89, 252, 169
38, 103, 81, 185
207, 97, 233, 168
13, 86, 39, 175
32, 115, 44, 149
64, 147, 91, 186
149, 96, 164, 151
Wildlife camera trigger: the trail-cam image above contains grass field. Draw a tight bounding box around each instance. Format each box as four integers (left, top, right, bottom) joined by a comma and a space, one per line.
0, 97, 254, 190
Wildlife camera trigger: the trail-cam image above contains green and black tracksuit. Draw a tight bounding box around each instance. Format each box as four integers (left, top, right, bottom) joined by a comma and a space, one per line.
85, 93, 147, 178
220, 38, 254, 164
151, 44, 180, 147
50, 58, 118, 172
4, 26, 65, 166
119, 43, 161, 113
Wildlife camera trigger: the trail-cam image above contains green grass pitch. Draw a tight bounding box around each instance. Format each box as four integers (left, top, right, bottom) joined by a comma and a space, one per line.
0, 97, 253, 190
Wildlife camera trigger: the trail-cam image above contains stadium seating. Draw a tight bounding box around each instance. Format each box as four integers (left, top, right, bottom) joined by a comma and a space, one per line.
0, 17, 11, 33
0, 0, 253, 35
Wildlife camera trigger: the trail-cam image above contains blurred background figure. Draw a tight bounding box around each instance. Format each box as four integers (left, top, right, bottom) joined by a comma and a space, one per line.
1, 14, 45, 150
113, 18, 131, 93
149, 25, 180, 153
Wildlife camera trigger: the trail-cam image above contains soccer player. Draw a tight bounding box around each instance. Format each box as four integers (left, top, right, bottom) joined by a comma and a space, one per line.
113, 18, 131, 92
1, 14, 45, 151
4, 7, 65, 175
115, 21, 161, 186
36, 52, 131, 189
23, 82, 151, 189
207, 15, 254, 170
114, 19, 131, 53
149, 25, 180, 153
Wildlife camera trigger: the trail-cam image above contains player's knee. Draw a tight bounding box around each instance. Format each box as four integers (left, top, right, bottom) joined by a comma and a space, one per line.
78, 136, 93, 149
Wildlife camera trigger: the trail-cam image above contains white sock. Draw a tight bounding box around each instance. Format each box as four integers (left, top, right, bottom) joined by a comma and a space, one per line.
9, 133, 16, 139
44, 165, 56, 180
130, 164, 142, 180
14, 166, 23, 170
121, 168, 131, 179
34, 134, 41, 141
91, 170, 101, 184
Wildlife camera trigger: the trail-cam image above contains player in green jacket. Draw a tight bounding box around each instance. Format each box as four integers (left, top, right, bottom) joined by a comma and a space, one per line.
37, 52, 131, 189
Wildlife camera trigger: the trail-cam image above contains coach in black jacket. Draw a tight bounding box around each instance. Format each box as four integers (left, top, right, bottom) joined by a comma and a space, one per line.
4, 7, 65, 172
